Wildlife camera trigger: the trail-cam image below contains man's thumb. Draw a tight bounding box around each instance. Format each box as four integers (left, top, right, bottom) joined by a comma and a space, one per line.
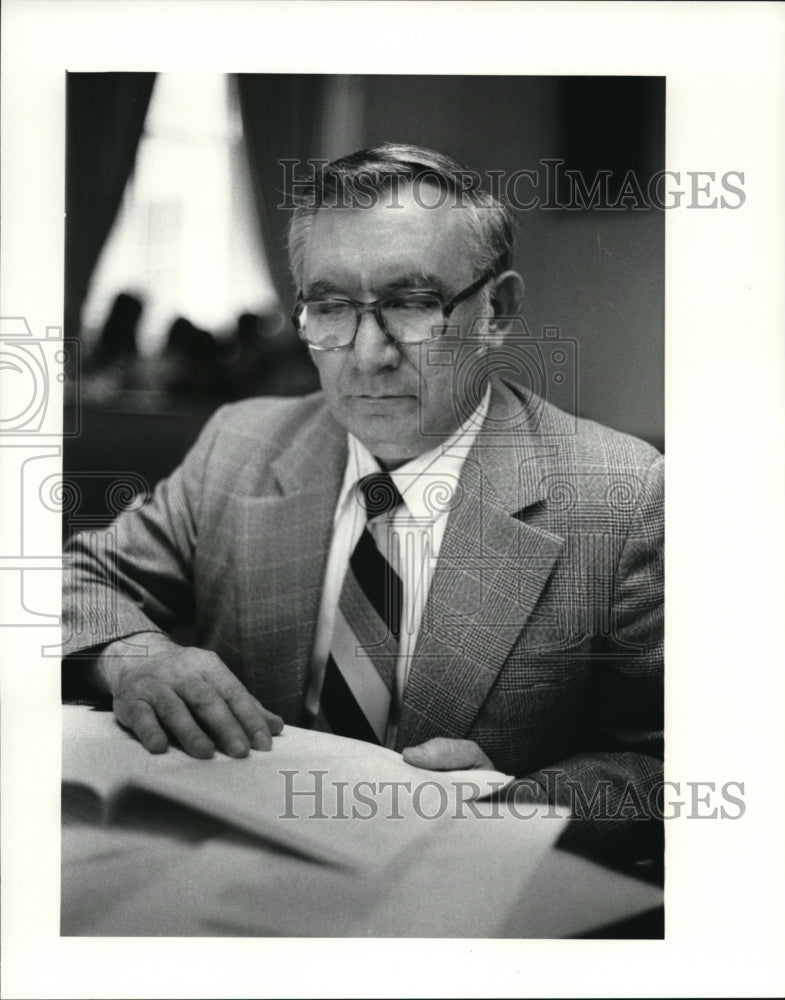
402, 737, 482, 770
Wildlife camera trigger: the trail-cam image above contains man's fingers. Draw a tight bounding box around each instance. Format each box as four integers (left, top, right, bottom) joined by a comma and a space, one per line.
402, 737, 494, 771
258, 702, 285, 736
210, 670, 273, 750
151, 688, 216, 758
204, 669, 284, 750
114, 698, 170, 755
108, 646, 284, 758
175, 676, 253, 757
248, 703, 285, 745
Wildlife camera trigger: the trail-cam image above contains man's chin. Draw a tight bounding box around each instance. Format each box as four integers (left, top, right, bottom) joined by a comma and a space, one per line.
347, 420, 427, 465
358, 439, 424, 467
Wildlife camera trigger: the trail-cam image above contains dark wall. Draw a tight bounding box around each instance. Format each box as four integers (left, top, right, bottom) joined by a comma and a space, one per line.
62, 407, 211, 540
357, 76, 664, 449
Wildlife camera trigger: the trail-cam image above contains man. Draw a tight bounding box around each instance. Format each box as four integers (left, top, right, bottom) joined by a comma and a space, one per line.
63, 144, 663, 853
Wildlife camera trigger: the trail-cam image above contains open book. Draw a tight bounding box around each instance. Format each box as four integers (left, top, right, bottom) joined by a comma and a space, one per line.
63, 706, 517, 870
63, 706, 585, 936
62, 707, 662, 937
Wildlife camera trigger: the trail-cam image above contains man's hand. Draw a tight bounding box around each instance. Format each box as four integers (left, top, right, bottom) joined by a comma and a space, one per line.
402, 738, 495, 771
97, 632, 283, 759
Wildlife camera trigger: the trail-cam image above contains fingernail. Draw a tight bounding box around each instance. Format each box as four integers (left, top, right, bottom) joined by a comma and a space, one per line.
251, 730, 271, 751
228, 739, 249, 758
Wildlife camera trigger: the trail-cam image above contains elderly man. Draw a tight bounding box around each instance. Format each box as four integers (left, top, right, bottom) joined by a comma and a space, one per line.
63, 143, 663, 853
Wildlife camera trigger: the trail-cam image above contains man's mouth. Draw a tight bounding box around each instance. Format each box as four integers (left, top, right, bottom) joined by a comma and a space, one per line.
352, 394, 416, 400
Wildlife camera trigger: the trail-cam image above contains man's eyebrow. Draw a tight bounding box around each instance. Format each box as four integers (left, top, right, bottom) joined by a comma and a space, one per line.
302, 279, 347, 298
382, 273, 450, 297
303, 273, 451, 300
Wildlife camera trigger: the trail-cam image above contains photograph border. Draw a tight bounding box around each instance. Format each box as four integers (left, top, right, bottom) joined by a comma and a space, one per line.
2, 2, 784, 998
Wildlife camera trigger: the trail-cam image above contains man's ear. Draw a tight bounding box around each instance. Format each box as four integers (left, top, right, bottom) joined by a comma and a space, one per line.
490, 271, 525, 331
481, 271, 524, 348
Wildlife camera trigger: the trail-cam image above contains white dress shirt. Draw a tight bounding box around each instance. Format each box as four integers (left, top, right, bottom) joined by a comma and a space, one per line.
306, 389, 490, 747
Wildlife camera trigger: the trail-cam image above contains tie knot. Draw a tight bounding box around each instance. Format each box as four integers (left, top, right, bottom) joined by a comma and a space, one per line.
356, 472, 403, 517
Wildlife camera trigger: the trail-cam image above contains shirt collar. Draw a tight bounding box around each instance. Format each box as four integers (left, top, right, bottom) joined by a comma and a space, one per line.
337, 386, 491, 521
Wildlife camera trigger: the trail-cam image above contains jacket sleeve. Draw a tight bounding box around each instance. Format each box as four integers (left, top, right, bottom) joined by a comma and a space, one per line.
61, 405, 229, 658
520, 454, 664, 859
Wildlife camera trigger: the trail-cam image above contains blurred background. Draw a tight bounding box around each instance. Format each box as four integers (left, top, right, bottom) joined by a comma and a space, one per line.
64, 73, 664, 534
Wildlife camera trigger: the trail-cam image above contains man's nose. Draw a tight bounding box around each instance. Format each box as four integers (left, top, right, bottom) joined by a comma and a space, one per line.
351, 309, 401, 373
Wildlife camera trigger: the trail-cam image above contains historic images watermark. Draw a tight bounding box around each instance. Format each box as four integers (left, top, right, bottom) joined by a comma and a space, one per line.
279, 769, 747, 822
278, 158, 746, 212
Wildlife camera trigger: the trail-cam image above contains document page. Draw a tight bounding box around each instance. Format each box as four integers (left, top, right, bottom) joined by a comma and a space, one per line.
63, 706, 515, 866
62, 706, 571, 936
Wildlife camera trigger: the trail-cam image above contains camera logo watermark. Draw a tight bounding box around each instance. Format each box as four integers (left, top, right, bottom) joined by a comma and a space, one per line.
418, 319, 578, 440
0, 316, 151, 647
0, 317, 80, 436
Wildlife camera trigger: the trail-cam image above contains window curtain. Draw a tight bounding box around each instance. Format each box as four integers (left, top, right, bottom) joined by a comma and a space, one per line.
234, 74, 326, 313
65, 72, 157, 340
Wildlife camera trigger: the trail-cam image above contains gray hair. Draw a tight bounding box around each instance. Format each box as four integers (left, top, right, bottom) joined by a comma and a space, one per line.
286, 142, 514, 291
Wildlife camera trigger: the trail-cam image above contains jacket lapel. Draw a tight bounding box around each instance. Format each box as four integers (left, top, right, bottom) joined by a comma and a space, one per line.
395, 381, 565, 750
238, 402, 347, 718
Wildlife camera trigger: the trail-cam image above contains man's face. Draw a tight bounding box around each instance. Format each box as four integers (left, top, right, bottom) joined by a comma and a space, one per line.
300, 183, 490, 466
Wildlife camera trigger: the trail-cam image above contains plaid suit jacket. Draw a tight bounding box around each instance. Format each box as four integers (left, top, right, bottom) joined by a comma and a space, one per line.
64, 378, 663, 835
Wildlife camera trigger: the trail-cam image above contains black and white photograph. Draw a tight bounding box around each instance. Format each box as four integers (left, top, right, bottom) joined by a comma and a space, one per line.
59, 69, 666, 938
1, 2, 783, 998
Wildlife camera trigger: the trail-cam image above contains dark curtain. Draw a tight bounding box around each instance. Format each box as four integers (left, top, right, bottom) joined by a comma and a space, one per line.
65, 72, 157, 339
235, 74, 325, 312
555, 77, 665, 207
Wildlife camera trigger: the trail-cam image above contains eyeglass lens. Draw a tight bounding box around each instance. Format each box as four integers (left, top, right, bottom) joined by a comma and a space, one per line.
302, 295, 444, 348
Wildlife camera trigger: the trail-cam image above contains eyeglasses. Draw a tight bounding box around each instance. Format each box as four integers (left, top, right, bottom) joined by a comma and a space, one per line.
291, 260, 502, 352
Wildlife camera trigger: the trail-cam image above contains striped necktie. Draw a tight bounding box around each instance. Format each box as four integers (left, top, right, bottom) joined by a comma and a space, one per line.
318, 472, 404, 744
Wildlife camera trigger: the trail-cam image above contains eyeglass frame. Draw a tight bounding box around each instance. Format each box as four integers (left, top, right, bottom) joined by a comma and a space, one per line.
291, 258, 504, 352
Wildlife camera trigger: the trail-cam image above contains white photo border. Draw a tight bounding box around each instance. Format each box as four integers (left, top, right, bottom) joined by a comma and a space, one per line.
1, 2, 784, 998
